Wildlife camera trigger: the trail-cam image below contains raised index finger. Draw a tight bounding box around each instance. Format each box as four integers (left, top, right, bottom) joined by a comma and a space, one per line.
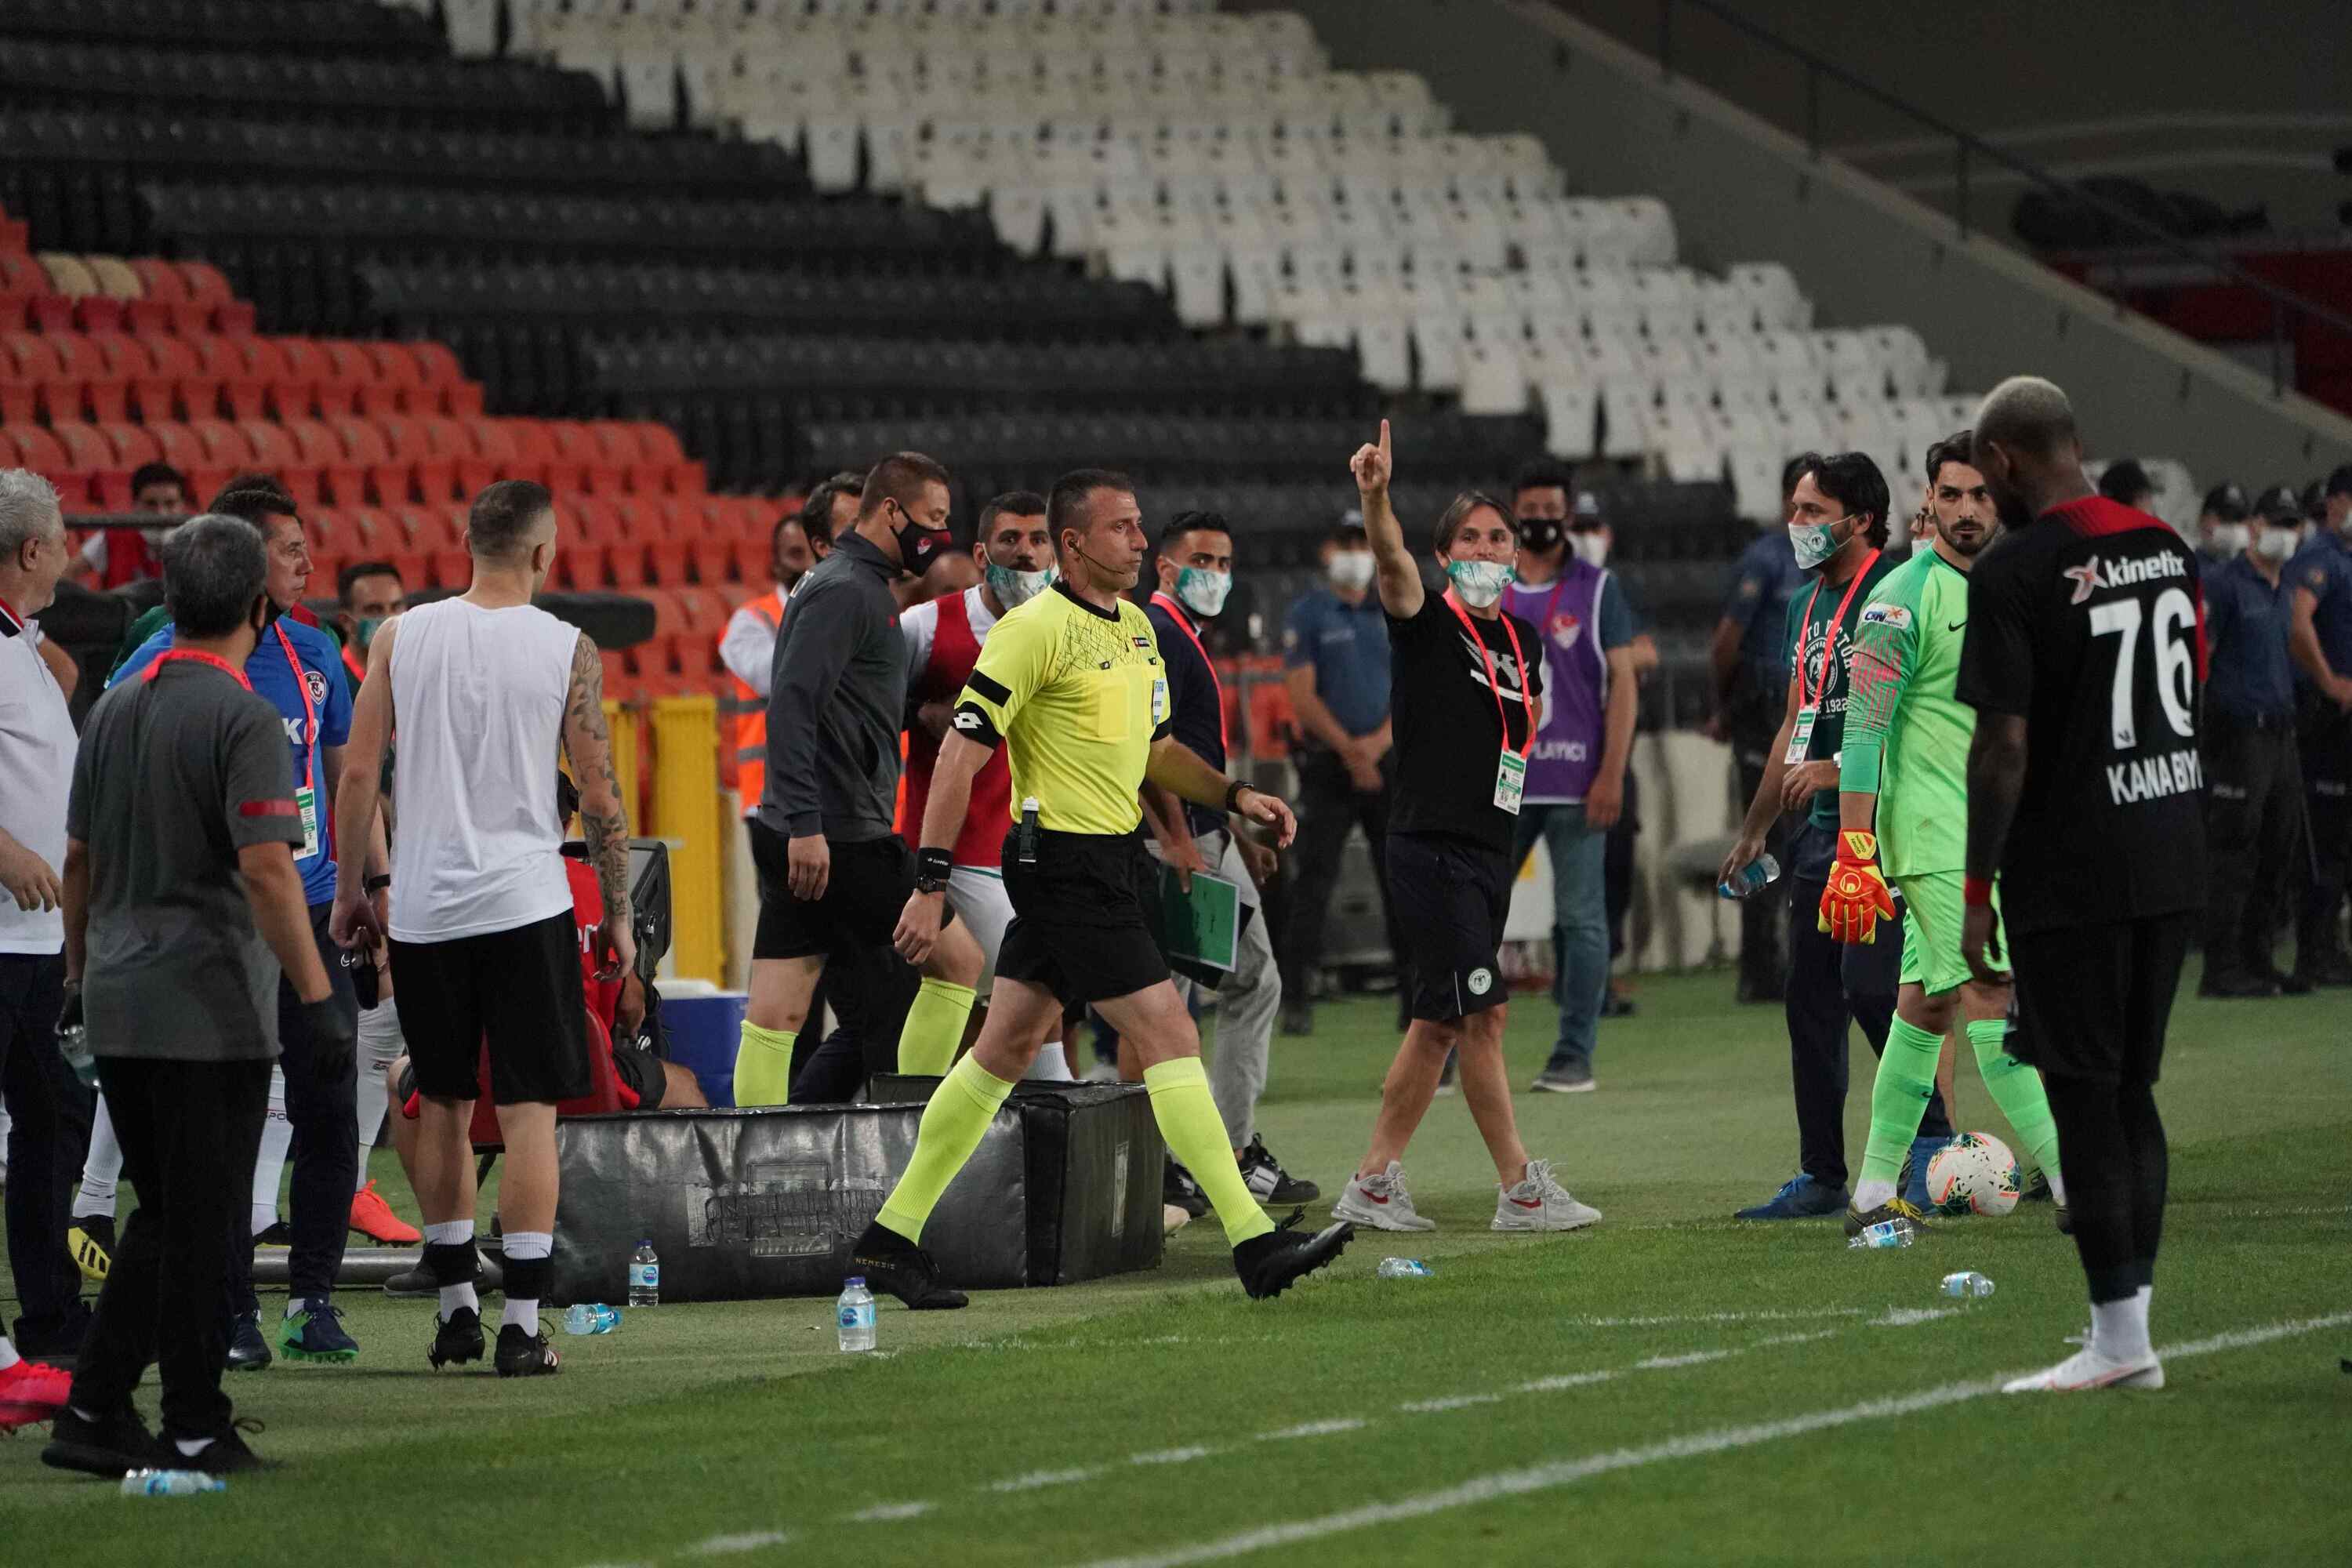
1377, 418, 1390, 462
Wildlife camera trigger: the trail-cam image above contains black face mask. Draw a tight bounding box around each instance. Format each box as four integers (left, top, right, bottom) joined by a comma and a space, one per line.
891, 502, 949, 578
259, 596, 282, 633
1517, 517, 1564, 554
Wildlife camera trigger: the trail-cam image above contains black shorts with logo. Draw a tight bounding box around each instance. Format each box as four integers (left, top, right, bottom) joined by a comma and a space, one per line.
749, 820, 952, 963
2007, 912, 2192, 1087
1388, 830, 1513, 1022
389, 908, 590, 1106
998, 827, 1171, 1007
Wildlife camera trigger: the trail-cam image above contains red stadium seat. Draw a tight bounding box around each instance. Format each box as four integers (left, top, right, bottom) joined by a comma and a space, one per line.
328, 415, 407, 506
631, 421, 705, 495
404, 341, 479, 417
183, 418, 256, 494
270, 338, 332, 421
3, 423, 84, 507
424, 503, 472, 587
176, 263, 253, 336
0, 253, 58, 331
49, 419, 131, 510
350, 507, 426, 587
418, 415, 490, 499
243, 419, 327, 510
498, 419, 557, 488
147, 420, 229, 502
307, 506, 347, 588
96, 421, 163, 480
317, 340, 374, 419
546, 422, 612, 493
0, 332, 60, 423
193, 335, 267, 420
46, 331, 127, 423
462, 416, 523, 487
129, 332, 209, 422
562, 495, 622, 590
633, 495, 688, 584
90, 332, 161, 422
125, 259, 202, 336
361, 341, 429, 415
670, 586, 727, 675
372, 414, 445, 503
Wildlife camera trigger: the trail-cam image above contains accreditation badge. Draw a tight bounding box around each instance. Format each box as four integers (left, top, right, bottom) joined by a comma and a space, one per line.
1784, 703, 1818, 765
1494, 750, 1526, 815
295, 784, 321, 858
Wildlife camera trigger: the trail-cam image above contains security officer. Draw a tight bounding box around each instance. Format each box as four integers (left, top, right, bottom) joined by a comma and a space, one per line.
2285, 463, 2352, 985
2198, 486, 2307, 997
2196, 482, 2252, 568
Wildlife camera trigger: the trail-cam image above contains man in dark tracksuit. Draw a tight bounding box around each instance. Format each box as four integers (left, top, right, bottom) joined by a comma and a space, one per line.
1709, 522, 1806, 1003
2198, 489, 2308, 996
2285, 464, 2352, 986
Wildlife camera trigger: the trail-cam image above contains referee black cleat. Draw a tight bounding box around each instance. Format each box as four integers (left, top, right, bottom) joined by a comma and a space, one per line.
495, 1323, 561, 1378
41, 1406, 168, 1479
428, 1306, 485, 1370
848, 1221, 967, 1311
1232, 1210, 1353, 1301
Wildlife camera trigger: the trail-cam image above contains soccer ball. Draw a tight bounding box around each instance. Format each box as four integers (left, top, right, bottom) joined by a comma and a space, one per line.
1925, 1132, 2022, 1217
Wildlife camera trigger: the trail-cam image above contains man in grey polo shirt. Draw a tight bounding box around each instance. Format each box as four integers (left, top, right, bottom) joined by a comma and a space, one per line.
44, 516, 347, 1480
0, 468, 93, 1417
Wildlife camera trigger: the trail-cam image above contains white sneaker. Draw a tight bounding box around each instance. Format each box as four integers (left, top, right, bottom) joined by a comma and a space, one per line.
1081, 1062, 1121, 1084
2002, 1346, 2165, 1393
1492, 1158, 1602, 1232
1332, 1162, 1437, 1232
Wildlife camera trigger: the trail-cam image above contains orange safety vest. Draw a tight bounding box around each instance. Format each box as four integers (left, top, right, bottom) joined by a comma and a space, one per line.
721, 588, 784, 817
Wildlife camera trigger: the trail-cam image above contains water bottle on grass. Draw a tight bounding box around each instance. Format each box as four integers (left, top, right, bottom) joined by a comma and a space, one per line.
564, 1303, 621, 1335
837, 1277, 877, 1352
122, 1470, 226, 1497
1940, 1271, 1995, 1299
629, 1240, 659, 1308
1847, 1218, 1917, 1250
1376, 1258, 1435, 1279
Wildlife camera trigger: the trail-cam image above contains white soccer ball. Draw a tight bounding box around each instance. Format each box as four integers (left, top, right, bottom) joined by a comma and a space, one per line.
1925, 1132, 2021, 1218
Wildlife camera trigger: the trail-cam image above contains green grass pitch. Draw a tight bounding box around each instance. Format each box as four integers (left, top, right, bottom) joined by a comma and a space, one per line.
4, 965, 2347, 1565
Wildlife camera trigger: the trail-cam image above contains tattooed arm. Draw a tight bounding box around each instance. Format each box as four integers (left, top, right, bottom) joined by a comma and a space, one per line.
562, 631, 637, 982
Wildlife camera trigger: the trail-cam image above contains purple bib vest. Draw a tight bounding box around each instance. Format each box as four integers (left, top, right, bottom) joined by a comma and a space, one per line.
1504, 564, 1609, 804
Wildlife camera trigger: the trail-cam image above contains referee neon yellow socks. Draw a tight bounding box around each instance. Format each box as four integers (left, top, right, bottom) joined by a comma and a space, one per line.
896, 978, 977, 1076
1145, 1057, 1275, 1247
1969, 1018, 2065, 1205
1855, 1015, 1944, 1206
877, 1053, 1015, 1243
733, 1022, 796, 1108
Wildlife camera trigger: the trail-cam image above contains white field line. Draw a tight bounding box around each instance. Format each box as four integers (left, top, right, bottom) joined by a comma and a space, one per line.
846, 1501, 935, 1523
1065, 1312, 2352, 1568
684, 1533, 793, 1555
1563, 1307, 1870, 1327
1257, 1417, 1368, 1441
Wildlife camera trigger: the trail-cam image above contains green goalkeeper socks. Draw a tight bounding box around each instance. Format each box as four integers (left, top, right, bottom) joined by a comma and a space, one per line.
1856, 1015, 1944, 1204
1969, 1018, 2064, 1204
733, 1022, 796, 1108
876, 1053, 1015, 1243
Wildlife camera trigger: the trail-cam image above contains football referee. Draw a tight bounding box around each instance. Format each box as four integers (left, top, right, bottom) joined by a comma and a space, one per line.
1956, 377, 2205, 1394
853, 469, 1352, 1307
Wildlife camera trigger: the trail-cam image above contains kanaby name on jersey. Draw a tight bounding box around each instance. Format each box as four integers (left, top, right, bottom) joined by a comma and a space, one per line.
2063, 551, 2188, 605
2107, 746, 2203, 806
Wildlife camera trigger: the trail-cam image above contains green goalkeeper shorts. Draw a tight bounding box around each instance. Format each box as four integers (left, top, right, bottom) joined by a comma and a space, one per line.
1895, 869, 2007, 996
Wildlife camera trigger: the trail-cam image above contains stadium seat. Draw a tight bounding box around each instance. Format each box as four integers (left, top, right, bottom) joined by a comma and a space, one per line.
0, 332, 60, 423
3, 423, 82, 506
131, 333, 209, 422
318, 341, 377, 418
246, 418, 328, 510
184, 418, 256, 493
194, 335, 269, 420
272, 338, 333, 421
46, 330, 128, 422
176, 262, 254, 335
148, 420, 229, 502
125, 258, 205, 335
0, 253, 59, 329
499, 419, 559, 488
408, 340, 484, 416
49, 419, 130, 510
362, 341, 430, 415
330, 415, 411, 506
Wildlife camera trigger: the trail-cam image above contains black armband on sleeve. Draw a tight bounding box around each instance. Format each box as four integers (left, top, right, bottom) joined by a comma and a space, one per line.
951, 700, 1003, 750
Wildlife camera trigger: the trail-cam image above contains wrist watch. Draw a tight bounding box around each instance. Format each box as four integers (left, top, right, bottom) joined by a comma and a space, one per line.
1222, 778, 1249, 814
364, 874, 391, 894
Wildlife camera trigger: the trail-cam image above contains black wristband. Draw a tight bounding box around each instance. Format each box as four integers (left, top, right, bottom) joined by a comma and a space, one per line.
914, 847, 953, 893
364, 874, 391, 894
1222, 779, 1248, 814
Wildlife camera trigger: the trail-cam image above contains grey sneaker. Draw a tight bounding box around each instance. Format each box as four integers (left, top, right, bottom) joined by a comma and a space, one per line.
1492, 1158, 1602, 1232
1530, 1066, 1596, 1093
1331, 1161, 1437, 1232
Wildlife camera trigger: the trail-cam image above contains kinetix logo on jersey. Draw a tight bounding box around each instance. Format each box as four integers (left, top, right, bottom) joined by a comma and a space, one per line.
2064, 552, 2187, 605
2107, 746, 2203, 805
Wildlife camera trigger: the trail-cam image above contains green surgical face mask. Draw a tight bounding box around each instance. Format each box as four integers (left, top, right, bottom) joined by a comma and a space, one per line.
354, 616, 387, 652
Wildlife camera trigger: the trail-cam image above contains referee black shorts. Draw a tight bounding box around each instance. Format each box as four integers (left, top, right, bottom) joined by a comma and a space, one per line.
1388, 830, 1513, 1022
2006, 912, 2193, 1087
389, 909, 590, 1106
998, 827, 1171, 1007
748, 819, 952, 963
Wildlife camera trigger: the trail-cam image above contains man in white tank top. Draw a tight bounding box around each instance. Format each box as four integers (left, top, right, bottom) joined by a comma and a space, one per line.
330, 480, 633, 1380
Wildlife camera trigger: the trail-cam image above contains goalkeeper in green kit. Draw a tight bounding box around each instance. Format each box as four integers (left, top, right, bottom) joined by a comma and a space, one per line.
1818, 432, 2067, 1238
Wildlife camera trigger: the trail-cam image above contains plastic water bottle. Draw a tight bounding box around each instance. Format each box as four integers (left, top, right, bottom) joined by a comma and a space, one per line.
1717, 853, 1782, 901
1847, 1217, 1917, 1250
564, 1303, 621, 1335
1940, 1271, 1995, 1299
628, 1240, 659, 1308
1376, 1258, 1435, 1279
122, 1470, 226, 1497
58, 1017, 95, 1087
837, 1277, 877, 1353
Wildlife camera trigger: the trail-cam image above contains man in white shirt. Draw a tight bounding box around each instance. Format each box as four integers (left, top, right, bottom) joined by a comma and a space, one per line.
0, 468, 96, 1418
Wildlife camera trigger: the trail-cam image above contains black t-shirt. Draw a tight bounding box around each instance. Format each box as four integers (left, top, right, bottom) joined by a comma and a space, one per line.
1145, 597, 1226, 839
1956, 495, 2206, 936
1388, 592, 1544, 855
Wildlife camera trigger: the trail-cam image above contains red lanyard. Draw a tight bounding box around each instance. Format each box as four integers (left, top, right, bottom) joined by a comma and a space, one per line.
0, 595, 20, 636
1444, 590, 1536, 758
1795, 548, 1881, 706
143, 648, 254, 691
273, 623, 316, 754
1150, 591, 1228, 751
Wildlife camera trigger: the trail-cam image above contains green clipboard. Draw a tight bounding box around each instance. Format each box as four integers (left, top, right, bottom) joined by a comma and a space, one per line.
1155, 866, 1240, 974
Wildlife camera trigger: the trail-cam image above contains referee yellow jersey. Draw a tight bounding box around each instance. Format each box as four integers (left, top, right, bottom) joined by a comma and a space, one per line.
953, 583, 1171, 836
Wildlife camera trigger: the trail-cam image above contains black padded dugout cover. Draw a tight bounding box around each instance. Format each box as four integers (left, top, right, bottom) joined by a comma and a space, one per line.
871, 1079, 1164, 1287
548, 1102, 1028, 1305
